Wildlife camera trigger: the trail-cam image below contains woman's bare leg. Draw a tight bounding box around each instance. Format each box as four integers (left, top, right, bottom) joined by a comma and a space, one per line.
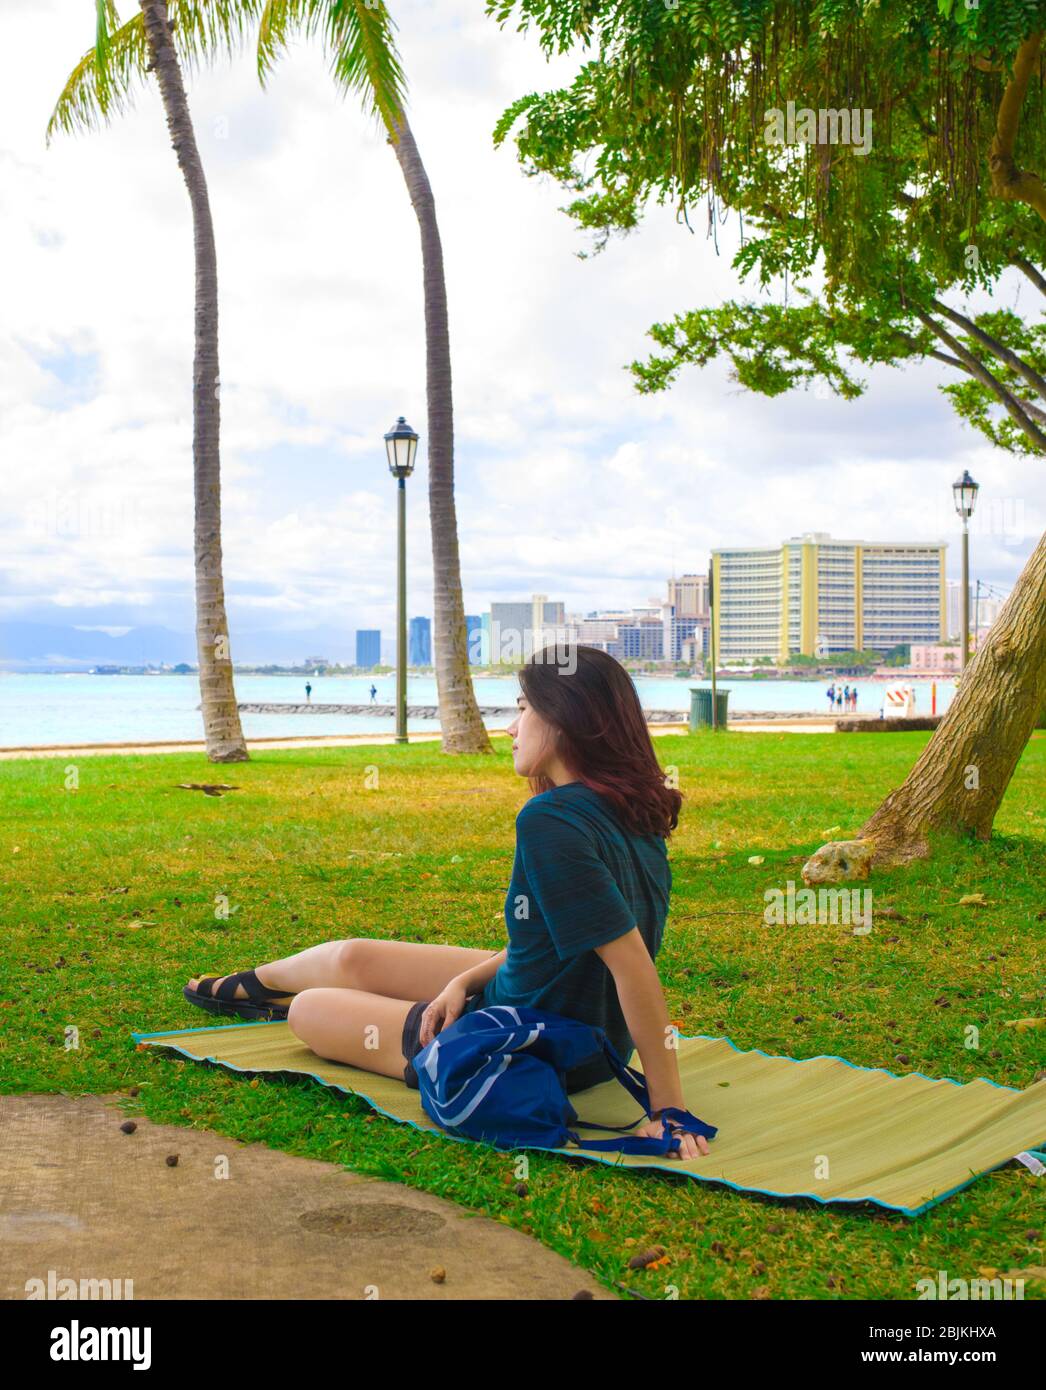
187, 940, 349, 1005
188, 938, 499, 1005
286, 988, 417, 1081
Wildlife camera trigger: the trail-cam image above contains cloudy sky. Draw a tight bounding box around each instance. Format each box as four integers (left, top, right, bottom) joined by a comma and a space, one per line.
2, 0, 1041, 659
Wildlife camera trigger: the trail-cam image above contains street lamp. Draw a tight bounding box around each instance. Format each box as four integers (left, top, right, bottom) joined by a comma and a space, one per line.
384, 416, 419, 744
952, 469, 979, 671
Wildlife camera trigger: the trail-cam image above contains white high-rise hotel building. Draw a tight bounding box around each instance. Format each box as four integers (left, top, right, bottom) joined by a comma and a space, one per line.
712, 533, 946, 661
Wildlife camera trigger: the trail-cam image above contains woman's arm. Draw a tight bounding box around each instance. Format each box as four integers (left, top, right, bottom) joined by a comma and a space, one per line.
420, 950, 506, 1048
454, 948, 506, 998
594, 929, 710, 1158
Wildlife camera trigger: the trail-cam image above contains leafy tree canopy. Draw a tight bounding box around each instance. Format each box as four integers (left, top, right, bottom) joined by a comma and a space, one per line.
489, 0, 1046, 454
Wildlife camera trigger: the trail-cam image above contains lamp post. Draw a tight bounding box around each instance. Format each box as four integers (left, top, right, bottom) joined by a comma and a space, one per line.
707, 557, 717, 729
384, 416, 419, 744
952, 469, 979, 671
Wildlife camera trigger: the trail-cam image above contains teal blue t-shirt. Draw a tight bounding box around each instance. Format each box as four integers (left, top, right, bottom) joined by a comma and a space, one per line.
463, 782, 671, 1093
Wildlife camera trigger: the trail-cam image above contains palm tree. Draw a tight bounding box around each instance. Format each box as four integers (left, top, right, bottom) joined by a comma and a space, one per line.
50, 1, 251, 762
383, 108, 493, 754
254, 1, 493, 753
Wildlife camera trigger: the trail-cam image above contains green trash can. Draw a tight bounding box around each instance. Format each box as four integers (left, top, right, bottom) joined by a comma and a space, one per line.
689, 687, 730, 731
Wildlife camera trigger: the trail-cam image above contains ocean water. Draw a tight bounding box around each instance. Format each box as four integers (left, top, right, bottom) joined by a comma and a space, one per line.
0, 672, 958, 749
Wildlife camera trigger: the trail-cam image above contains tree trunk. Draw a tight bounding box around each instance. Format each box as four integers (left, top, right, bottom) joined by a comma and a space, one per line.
139, 0, 247, 762
386, 111, 493, 754
855, 33, 1046, 853
858, 528, 1046, 861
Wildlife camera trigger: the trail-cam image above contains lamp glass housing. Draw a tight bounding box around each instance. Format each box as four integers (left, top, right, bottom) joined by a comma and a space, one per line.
952, 469, 979, 520
385, 417, 418, 479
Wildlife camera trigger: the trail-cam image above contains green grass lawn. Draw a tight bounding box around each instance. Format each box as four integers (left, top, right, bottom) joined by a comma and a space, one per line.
2, 730, 1044, 1299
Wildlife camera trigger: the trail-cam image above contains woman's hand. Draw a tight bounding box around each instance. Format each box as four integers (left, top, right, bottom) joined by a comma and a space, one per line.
419, 979, 469, 1047
635, 1115, 711, 1160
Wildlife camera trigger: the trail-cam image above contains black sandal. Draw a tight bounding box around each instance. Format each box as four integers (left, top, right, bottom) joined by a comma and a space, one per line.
183, 969, 296, 1021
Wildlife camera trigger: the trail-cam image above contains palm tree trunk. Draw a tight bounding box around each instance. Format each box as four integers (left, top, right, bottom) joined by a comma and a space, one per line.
139, 0, 247, 762
857, 527, 1046, 862
386, 110, 493, 754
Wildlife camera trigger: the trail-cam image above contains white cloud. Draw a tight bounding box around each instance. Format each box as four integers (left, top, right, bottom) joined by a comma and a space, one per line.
1, 0, 1041, 645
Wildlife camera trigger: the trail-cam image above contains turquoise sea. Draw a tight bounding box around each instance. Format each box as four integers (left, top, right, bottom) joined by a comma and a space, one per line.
0, 673, 958, 749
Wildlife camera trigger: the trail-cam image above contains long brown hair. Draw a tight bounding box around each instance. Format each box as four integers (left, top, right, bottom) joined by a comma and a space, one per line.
518, 645, 682, 838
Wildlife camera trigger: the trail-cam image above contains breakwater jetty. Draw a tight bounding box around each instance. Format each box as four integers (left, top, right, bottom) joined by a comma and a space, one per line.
235, 702, 826, 723
237, 701, 685, 721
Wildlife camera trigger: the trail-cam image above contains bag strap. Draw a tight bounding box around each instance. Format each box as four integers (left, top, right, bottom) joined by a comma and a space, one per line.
566, 1106, 722, 1150
566, 1110, 716, 1156
568, 1114, 648, 1136
657, 1105, 718, 1140
565, 1125, 679, 1156
566, 1038, 719, 1153
599, 1038, 658, 1110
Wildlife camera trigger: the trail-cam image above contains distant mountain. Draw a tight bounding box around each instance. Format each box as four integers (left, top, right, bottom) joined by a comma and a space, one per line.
0, 624, 196, 669
0, 622, 362, 670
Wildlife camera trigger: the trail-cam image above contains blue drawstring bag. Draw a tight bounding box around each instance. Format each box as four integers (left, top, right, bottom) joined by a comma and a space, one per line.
413, 1004, 717, 1155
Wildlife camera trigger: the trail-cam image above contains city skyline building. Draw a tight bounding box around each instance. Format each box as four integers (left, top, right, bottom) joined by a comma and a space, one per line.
355, 628, 381, 668
488, 596, 568, 661
667, 572, 710, 618
665, 613, 707, 660
616, 615, 666, 661
712, 533, 947, 661
568, 611, 631, 653
465, 614, 483, 665
910, 643, 964, 673
945, 579, 970, 642
946, 579, 1008, 639
356, 555, 1002, 670
408, 615, 431, 667
974, 594, 1008, 629
561, 576, 712, 665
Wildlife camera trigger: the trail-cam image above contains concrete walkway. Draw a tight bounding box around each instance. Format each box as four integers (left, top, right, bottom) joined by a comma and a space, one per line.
0, 731, 455, 760
0, 718, 845, 760
1, 1094, 615, 1300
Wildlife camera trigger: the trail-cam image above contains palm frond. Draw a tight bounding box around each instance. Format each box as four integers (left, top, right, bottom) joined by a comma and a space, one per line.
92, 1, 121, 106
329, 0, 407, 131
95, 0, 118, 69
258, 0, 310, 84
260, 0, 407, 131
48, 9, 148, 143
164, 0, 267, 77
49, 0, 265, 144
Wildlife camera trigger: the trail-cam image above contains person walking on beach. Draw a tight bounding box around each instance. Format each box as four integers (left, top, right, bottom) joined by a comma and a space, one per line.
305, 681, 312, 703
826, 683, 836, 711
370, 683, 378, 703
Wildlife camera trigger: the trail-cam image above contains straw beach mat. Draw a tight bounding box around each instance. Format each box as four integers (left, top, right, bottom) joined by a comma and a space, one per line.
131, 1021, 1046, 1217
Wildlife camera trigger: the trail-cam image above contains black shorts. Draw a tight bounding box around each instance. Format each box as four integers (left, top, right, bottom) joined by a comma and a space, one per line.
401, 999, 432, 1090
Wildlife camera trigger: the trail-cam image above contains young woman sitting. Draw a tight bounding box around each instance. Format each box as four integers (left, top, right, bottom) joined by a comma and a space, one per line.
185, 645, 710, 1160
